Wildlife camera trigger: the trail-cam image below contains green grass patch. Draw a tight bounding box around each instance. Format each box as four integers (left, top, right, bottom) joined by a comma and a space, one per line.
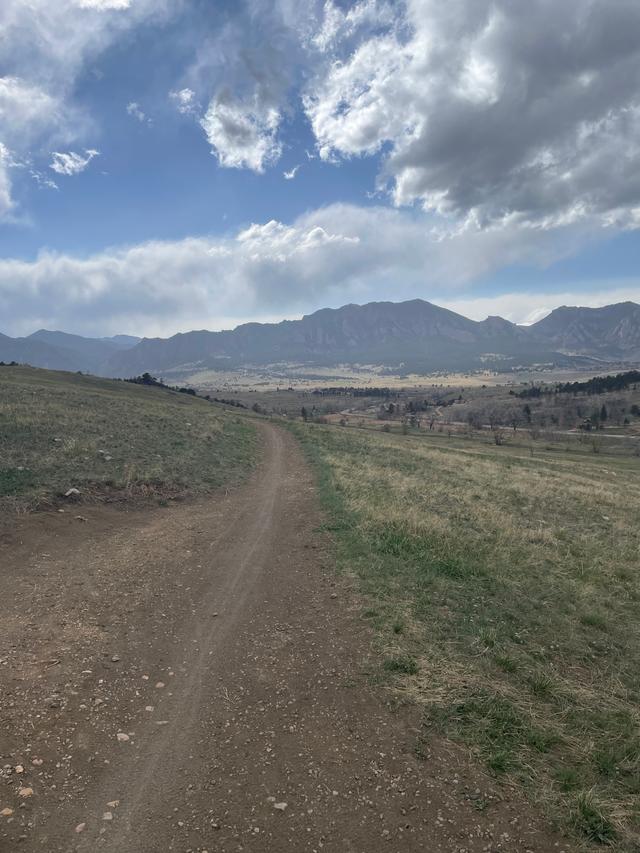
383, 654, 419, 675
581, 612, 610, 632
572, 791, 618, 844
0, 366, 256, 510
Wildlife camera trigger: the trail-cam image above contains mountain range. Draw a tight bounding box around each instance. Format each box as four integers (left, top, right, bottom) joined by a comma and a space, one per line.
2, 300, 639, 378
0, 329, 140, 375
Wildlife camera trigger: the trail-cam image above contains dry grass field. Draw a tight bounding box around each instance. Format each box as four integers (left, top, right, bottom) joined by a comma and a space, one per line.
185, 364, 625, 393
0, 366, 256, 512
293, 422, 640, 849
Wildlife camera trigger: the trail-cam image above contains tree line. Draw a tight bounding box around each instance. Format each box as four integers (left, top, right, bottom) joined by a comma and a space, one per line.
513, 369, 640, 399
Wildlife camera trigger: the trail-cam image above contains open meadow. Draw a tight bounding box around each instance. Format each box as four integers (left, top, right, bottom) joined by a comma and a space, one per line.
0, 366, 256, 512
3, 363, 639, 849
293, 421, 640, 849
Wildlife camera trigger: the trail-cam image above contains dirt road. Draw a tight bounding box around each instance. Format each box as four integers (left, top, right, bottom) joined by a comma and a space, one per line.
0, 424, 570, 852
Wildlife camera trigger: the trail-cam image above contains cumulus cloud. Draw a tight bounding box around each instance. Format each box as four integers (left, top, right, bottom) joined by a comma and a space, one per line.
49, 149, 99, 176
168, 1, 400, 175
304, 32, 411, 161
176, 1, 323, 174
303, 0, 640, 228
309, 0, 395, 53
201, 95, 282, 172
237, 218, 359, 260
3, 0, 640, 234
0, 203, 619, 337
169, 0, 640, 232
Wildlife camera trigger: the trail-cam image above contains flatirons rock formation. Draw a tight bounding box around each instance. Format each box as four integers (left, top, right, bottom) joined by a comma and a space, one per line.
2, 300, 639, 377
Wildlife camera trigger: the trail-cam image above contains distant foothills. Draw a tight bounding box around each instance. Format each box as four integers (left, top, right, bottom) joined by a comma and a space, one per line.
2, 299, 640, 378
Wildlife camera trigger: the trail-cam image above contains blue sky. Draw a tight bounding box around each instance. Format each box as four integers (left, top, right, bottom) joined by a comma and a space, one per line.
0, 2, 383, 259
1, 0, 640, 337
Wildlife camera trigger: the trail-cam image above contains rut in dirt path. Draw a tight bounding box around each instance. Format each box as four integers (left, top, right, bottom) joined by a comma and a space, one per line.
1, 422, 572, 853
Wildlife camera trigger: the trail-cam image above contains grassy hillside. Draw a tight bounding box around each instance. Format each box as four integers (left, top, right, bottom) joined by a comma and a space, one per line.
0, 366, 256, 511
294, 422, 640, 850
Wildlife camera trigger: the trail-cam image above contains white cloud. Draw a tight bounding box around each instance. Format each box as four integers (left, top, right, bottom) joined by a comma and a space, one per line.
283, 165, 300, 180
30, 169, 59, 191
169, 87, 197, 115
177, 2, 399, 176
173, 0, 640, 234
0, 144, 14, 219
0, 76, 77, 217
4, 0, 640, 237
75, 0, 131, 8
309, 0, 396, 53
201, 96, 282, 172
304, 33, 412, 161
0, 77, 64, 143
177, 1, 321, 174
236, 218, 359, 261
50, 149, 99, 176
302, 0, 640, 228
440, 286, 640, 326
126, 101, 146, 122
0, 203, 620, 338
0, 0, 173, 217
0, 1, 172, 91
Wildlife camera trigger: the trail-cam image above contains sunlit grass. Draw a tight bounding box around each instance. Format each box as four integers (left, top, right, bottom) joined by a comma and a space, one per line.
0, 366, 256, 511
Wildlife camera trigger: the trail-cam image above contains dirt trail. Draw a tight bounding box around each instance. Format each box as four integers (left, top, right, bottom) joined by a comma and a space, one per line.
0, 423, 571, 852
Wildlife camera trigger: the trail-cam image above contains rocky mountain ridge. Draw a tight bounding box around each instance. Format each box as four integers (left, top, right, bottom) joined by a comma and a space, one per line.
2, 300, 639, 377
